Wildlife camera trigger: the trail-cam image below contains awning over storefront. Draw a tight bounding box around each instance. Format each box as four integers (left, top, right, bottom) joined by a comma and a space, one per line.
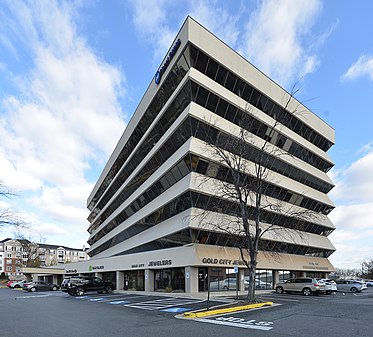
21, 267, 65, 275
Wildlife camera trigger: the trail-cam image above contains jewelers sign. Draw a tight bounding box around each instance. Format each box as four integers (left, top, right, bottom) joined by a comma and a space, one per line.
201, 257, 246, 266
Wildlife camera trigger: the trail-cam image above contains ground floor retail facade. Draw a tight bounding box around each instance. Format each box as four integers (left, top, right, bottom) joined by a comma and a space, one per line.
30, 244, 335, 293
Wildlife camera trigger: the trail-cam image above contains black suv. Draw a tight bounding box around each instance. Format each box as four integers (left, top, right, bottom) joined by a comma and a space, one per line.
61, 276, 115, 296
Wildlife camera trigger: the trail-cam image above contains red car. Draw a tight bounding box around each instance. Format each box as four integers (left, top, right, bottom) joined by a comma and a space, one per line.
7, 280, 15, 288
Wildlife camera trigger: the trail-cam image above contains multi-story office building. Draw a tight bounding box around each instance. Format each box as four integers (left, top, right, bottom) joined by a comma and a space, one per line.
65, 17, 336, 293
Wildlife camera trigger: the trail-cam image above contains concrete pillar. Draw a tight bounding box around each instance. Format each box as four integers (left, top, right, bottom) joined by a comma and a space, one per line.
144, 269, 154, 292
185, 267, 199, 293
301, 271, 307, 278
116, 271, 124, 291
273, 270, 279, 288
52, 275, 59, 285
94, 272, 102, 279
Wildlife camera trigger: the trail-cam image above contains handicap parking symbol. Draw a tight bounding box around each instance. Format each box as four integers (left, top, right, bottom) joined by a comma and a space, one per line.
108, 300, 129, 305
161, 307, 189, 313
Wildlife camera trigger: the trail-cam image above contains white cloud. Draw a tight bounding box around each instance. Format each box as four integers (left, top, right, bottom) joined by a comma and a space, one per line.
330, 150, 373, 203
189, 0, 239, 48
327, 143, 373, 268
241, 0, 322, 87
130, 0, 178, 61
0, 1, 126, 244
130, 0, 240, 64
32, 222, 69, 236
341, 54, 373, 82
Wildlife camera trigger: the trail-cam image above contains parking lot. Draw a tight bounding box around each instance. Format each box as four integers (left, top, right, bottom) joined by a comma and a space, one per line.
1, 287, 373, 337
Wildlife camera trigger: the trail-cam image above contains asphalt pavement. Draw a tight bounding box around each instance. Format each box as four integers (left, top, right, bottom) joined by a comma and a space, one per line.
1, 287, 372, 337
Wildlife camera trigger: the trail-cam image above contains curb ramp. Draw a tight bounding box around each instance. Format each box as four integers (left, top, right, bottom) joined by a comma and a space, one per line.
183, 301, 273, 318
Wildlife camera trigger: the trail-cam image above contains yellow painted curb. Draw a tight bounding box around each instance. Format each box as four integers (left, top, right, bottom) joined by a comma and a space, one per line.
184, 301, 273, 318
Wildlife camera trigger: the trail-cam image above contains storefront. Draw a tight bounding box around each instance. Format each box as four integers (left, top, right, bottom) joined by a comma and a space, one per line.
31, 244, 332, 294
123, 270, 144, 291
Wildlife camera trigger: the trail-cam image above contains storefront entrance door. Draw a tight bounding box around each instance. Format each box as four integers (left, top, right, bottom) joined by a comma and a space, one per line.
198, 267, 208, 292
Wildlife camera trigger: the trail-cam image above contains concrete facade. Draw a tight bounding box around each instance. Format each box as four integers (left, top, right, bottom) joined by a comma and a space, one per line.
41, 17, 336, 294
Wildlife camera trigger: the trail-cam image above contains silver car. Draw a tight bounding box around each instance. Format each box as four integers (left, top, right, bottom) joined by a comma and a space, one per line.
275, 277, 324, 296
23, 281, 59, 292
335, 280, 367, 293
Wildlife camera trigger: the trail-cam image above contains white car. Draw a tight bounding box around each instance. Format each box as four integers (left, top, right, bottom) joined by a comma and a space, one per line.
317, 279, 337, 294
335, 280, 367, 293
9, 280, 27, 288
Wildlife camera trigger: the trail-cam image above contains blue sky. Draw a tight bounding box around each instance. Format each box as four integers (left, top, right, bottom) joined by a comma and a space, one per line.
0, 0, 372, 269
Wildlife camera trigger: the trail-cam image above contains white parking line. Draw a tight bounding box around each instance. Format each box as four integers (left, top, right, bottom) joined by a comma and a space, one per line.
96, 295, 148, 303
15, 294, 51, 299
124, 297, 205, 311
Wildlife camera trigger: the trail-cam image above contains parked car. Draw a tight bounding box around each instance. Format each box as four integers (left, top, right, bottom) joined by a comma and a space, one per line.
275, 277, 324, 296
7, 280, 16, 287
317, 279, 337, 294
335, 280, 367, 293
244, 277, 272, 290
9, 280, 27, 288
366, 280, 373, 287
23, 281, 59, 292
61, 276, 115, 296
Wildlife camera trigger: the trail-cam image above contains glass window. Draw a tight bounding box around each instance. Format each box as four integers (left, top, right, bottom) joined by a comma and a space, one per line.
195, 51, 209, 73
195, 86, 209, 107
215, 65, 228, 86
176, 54, 189, 76
225, 72, 237, 91
225, 104, 237, 123
233, 78, 245, 97
154, 268, 185, 291
206, 58, 219, 80
249, 89, 261, 107
206, 92, 219, 113
216, 99, 228, 117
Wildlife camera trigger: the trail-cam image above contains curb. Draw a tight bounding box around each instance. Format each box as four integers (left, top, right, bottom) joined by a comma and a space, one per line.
183, 301, 273, 318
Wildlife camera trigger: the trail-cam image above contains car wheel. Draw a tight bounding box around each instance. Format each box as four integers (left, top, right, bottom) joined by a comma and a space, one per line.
326, 290, 332, 295
302, 288, 312, 296
276, 286, 284, 294
97, 290, 104, 294
30, 287, 36, 292
350, 287, 358, 293
105, 286, 114, 294
75, 287, 85, 296
52, 286, 58, 291
14, 285, 20, 288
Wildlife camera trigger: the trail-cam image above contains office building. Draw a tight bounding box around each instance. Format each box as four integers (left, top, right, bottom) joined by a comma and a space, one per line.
67, 17, 336, 293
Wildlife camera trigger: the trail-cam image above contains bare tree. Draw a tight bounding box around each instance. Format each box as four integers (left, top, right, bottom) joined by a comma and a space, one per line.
198, 89, 321, 303
13, 231, 42, 268
359, 260, 373, 279
0, 182, 28, 230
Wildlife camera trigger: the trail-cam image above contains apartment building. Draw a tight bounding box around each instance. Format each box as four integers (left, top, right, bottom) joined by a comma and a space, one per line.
0, 238, 89, 276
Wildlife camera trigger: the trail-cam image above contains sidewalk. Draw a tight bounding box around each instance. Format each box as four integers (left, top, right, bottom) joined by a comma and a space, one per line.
114, 289, 274, 301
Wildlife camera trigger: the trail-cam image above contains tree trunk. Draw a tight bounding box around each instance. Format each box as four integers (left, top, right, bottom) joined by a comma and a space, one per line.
246, 258, 257, 303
